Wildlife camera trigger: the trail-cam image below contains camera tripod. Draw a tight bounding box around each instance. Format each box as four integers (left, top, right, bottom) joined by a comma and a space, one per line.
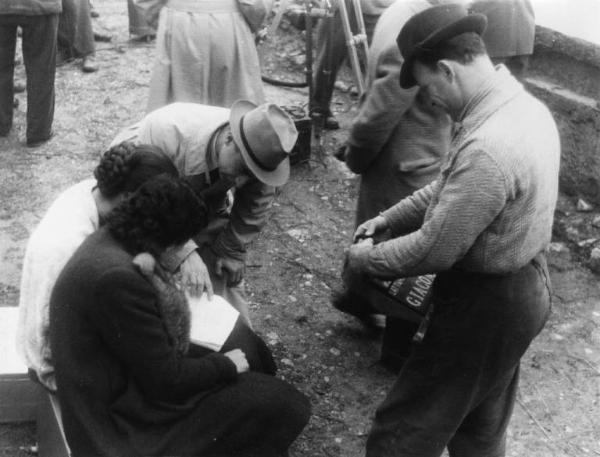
262, 0, 369, 161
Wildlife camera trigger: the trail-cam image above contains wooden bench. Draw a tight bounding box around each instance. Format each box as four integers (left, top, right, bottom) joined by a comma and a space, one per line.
37, 390, 71, 457
0, 307, 70, 457
0, 307, 38, 423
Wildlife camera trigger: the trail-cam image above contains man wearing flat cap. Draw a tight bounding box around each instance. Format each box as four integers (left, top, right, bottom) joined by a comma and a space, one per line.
345, 3, 560, 456
112, 100, 298, 326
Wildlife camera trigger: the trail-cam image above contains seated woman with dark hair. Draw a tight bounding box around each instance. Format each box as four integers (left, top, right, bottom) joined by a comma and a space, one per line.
49, 175, 310, 457
17, 141, 179, 391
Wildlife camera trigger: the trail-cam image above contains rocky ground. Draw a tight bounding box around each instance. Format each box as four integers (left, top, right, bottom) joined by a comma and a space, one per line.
1, 2, 599, 456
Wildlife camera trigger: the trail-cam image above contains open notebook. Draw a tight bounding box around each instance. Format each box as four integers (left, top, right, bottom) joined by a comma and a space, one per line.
186, 293, 240, 352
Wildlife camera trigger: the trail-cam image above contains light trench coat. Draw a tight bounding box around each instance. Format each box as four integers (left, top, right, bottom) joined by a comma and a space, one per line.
146, 0, 272, 112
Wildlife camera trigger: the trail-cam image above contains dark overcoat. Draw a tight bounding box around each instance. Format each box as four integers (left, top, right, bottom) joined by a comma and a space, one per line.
345, 0, 451, 226
49, 228, 309, 457
470, 0, 535, 58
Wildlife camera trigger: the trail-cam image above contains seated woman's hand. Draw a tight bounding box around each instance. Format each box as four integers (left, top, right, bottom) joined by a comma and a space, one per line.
224, 349, 250, 374
180, 250, 214, 298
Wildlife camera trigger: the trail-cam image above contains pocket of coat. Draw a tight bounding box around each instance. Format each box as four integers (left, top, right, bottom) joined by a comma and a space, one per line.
397, 158, 440, 176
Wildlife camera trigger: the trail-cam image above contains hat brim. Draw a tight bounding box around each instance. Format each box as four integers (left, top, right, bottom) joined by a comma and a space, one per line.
229, 99, 290, 188
399, 14, 487, 88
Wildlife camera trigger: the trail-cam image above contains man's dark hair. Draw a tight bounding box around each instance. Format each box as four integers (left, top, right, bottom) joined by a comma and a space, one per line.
414, 32, 487, 70
94, 142, 178, 198
106, 175, 208, 255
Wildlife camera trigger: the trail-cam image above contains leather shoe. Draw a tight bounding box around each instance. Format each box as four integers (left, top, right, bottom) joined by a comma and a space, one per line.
93, 31, 112, 42
27, 130, 55, 148
82, 55, 98, 73
310, 109, 340, 130
324, 114, 340, 130
131, 34, 156, 43
331, 287, 384, 331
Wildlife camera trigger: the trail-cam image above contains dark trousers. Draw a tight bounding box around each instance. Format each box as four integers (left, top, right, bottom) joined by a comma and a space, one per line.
58, 0, 95, 58
311, 2, 379, 114
366, 255, 551, 457
0, 14, 58, 142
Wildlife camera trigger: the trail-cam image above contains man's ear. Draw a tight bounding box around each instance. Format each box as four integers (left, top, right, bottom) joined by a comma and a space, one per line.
437, 60, 454, 82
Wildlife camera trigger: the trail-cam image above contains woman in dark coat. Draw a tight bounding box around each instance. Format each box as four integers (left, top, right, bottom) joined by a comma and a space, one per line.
49, 175, 310, 457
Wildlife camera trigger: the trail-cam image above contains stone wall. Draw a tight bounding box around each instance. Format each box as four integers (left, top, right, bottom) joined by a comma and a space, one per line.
526, 26, 600, 204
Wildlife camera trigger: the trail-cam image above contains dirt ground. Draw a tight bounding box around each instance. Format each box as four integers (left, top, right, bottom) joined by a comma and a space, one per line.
1, 2, 599, 456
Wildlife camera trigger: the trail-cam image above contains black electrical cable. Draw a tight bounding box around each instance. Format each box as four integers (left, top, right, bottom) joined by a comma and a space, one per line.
261, 75, 308, 88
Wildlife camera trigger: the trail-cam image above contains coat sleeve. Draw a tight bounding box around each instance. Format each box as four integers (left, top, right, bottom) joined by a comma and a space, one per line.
345, 43, 417, 174
380, 181, 435, 236
211, 178, 275, 261
91, 267, 238, 402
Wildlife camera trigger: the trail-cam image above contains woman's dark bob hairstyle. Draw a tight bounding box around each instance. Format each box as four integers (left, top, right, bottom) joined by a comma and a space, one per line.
106, 175, 208, 255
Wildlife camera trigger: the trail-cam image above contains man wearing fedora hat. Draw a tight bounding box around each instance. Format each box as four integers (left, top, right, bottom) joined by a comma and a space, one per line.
345, 3, 559, 456
111, 100, 298, 326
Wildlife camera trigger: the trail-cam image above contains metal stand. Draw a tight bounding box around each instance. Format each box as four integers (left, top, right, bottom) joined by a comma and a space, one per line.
337, 0, 368, 97
262, 0, 369, 164
309, 0, 368, 161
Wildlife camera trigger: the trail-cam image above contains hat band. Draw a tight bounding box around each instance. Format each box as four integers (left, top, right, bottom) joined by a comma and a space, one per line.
239, 115, 278, 172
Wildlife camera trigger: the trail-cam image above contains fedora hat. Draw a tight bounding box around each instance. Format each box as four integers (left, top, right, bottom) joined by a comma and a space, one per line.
397, 3, 487, 88
229, 100, 298, 187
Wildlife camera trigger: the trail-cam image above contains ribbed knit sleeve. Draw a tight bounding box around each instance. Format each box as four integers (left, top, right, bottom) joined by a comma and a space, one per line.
381, 182, 435, 236
364, 149, 508, 277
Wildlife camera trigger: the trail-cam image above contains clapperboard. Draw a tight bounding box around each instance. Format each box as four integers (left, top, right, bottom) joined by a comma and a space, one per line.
367, 274, 435, 323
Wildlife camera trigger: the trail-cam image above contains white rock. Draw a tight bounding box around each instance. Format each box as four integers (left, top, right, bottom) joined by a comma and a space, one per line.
549, 242, 568, 253
578, 238, 598, 248
577, 198, 593, 212
589, 247, 600, 273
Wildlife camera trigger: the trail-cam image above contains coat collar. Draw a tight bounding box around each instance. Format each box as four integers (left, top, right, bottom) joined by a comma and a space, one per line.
454, 65, 523, 142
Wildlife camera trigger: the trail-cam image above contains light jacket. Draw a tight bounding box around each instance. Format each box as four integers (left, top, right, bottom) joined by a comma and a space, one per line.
112, 102, 275, 266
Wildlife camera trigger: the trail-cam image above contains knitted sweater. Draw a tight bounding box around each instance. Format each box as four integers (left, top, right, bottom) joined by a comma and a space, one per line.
362, 66, 560, 277
17, 179, 98, 391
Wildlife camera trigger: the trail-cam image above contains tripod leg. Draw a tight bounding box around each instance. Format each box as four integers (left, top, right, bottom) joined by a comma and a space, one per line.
338, 0, 365, 96
351, 0, 369, 63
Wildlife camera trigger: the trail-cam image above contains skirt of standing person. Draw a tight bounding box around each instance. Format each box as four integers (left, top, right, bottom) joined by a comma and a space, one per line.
146, 0, 265, 112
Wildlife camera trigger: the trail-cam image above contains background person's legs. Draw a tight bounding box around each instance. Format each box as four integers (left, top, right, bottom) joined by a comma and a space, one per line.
58, 0, 97, 72
311, 9, 347, 129
0, 16, 18, 136
21, 14, 58, 146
